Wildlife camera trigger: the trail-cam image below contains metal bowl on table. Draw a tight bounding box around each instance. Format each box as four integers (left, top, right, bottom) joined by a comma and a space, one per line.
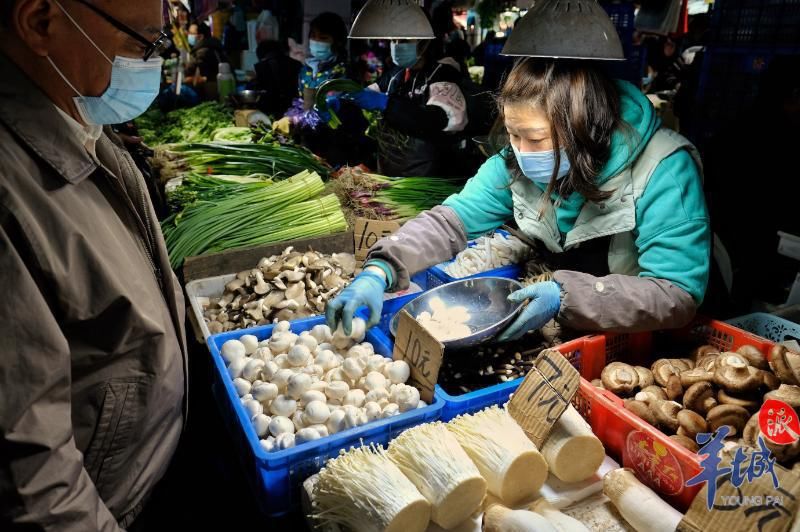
231, 89, 267, 107
389, 277, 525, 349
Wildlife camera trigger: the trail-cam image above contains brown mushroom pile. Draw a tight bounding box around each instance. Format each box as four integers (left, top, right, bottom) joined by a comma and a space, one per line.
202, 247, 356, 334
593, 344, 800, 464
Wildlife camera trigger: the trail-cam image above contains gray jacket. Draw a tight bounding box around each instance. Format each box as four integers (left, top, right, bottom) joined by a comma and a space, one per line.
0, 55, 187, 530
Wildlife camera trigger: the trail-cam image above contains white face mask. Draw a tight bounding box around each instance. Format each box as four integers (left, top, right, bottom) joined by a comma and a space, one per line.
47, 0, 163, 126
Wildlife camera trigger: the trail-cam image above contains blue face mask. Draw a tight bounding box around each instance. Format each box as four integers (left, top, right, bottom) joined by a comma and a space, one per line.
187, 34, 198, 47
48, 0, 162, 126
391, 41, 419, 69
511, 144, 571, 183
309, 39, 334, 62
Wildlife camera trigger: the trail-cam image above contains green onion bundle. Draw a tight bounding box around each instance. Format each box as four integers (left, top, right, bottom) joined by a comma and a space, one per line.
166, 173, 273, 212
330, 167, 465, 222
162, 171, 347, 268
155, 141, 330, 181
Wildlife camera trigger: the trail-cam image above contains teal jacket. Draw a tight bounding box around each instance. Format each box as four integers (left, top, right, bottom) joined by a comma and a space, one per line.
443, 81, 710, 303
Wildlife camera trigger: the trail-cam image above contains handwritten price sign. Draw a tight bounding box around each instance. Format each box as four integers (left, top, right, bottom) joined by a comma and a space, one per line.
392, 310, 444, 403
507, 348, 580, 448
353, 218, 401, 265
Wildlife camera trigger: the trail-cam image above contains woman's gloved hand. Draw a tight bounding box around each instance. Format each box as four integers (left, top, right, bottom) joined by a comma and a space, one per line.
325, 269, 387, 335
315, 94, 341, 123
345, 89, 389, 111
496, 281, 562, 342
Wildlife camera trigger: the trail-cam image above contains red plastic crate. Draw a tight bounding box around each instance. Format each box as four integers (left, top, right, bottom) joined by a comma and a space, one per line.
570, 318, 777, 512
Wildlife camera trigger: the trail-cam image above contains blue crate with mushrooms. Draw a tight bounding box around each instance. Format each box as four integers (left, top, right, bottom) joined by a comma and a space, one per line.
206, 315, 444, 516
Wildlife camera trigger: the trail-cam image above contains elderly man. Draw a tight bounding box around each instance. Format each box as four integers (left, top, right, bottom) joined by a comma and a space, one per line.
0, 1, 186, 530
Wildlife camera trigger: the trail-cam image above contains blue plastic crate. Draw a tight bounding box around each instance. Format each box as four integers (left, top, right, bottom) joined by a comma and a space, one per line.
206, 316, 444, 516
726, 312, 800, 343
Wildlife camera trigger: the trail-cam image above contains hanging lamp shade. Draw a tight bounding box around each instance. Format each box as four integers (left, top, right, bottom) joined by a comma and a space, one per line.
349, 0, 435, 40
502, 0, 624, 60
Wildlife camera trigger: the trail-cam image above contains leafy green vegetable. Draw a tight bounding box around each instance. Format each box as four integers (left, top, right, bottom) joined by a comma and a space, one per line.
136, 103, 234, 146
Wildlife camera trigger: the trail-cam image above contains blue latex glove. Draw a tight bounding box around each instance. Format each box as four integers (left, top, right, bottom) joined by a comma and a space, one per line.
344, 89, 389, 111
496, 281, 562, 342
325, 270, 387, 335
315, 94, 341, 123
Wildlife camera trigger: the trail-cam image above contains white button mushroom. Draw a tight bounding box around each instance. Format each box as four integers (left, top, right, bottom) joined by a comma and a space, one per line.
325, 381, 350, 402
273, 354, 290, 369
307, 424, 330, 438
269, 333, 294, 355
274, 320, 291, 334
240, 393, 253, 403
259, 437, 275, 453
332, 318, 366, 349
253, 346, 273, 362
364, 371, 388, 392
343, 389, 366, 408
287, 373, 312, 400
252, 382, 279, 403
260, 361, 279, 382
416, 400, 427, 409
323, 367, 349, 385
252, 413, 271, 437
295, 427, 322, 445
364, 401, 382, 422
393, 384, 420, 412
310, 324, 333, 344
385, 360, 411, 384
300, 390, 327, 407
296, 333, 319, 352
360, 342, 375, 356
381, 403, 400, 418
342, 358, 365, 380
342, 406, 369, 429
258, 339, 271, 348
326, 409, 346, 434
269, 415, 295, 437
242, 358, 266, 382
271, 368, 295, 394
227, 358, 248, 380
302, 364, 325, 379
365, 388, 389, 404
292, 410, 307, 431
346, 345, 369, 360
239, 334, 259, 355
310, 381, 328, 394
304, 400, 331, 425
366, 354, 389, 374
315, 350, 341, 371
233, 377, 252, 397
269, 394, 297, 418
287, 344, 311, 367
221, 340, 246, 364
275, 432, 296, 450
244, 399, 264, 419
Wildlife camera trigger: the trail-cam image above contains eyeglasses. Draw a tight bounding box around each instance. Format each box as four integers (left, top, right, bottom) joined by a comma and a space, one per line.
71, 0, 167, 61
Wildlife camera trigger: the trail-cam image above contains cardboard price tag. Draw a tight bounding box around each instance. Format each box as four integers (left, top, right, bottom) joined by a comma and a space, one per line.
507, 348, 580, 448
353, 218, 401, 263
392, 310, 444, 403
678, 454, 800, 532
